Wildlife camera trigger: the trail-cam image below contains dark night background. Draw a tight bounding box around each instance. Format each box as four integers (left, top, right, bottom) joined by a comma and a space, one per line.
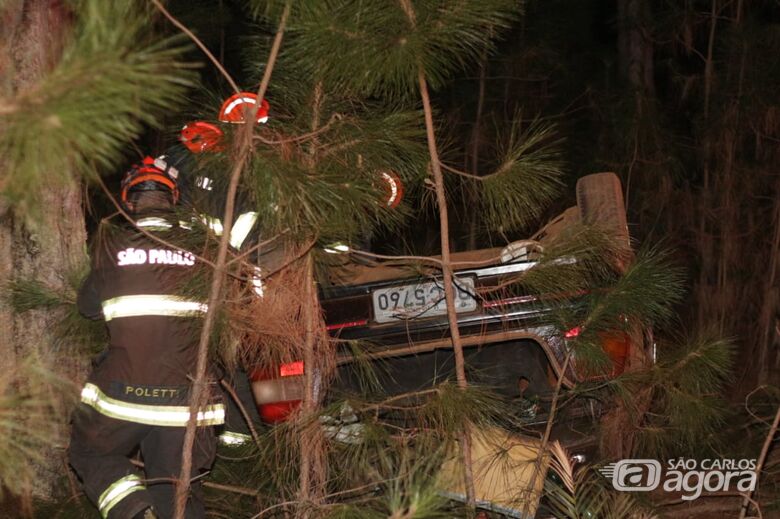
2, 0, 778, 516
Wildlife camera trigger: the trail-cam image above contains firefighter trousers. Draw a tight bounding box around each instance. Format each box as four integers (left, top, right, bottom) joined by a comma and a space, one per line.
69, 405, 216, 519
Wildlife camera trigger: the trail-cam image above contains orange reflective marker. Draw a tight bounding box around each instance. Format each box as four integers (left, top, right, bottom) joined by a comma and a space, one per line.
180, 121, 225, 153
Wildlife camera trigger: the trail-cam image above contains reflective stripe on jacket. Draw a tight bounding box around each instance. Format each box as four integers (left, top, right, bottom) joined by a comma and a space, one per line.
81, 383, 225, 427
198, 211, 258, 250
101, 295, 207, 321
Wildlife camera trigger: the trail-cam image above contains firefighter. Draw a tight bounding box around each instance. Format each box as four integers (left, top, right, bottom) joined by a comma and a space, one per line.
69, 157, 223, 519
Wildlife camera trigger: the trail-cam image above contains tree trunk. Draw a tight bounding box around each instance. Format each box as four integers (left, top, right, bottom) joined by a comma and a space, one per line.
757, 177, 780, 384
297, 253, 328, 516
0, 0, 88, 506
606, 0, 658, 462
695, 0, 719, 329
617, 0, 654, 95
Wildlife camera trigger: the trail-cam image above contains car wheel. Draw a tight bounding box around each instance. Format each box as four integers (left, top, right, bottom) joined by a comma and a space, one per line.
576, 172, 630, 250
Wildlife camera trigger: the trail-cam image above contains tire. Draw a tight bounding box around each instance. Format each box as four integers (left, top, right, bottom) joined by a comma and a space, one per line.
576, 172, 630, 249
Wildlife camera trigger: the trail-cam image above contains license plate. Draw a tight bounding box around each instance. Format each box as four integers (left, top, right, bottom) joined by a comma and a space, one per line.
372, 277, 477, 323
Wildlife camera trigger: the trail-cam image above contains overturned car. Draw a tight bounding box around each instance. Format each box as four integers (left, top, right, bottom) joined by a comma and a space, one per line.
251, 172, 648, 432
245, 171, 655, 517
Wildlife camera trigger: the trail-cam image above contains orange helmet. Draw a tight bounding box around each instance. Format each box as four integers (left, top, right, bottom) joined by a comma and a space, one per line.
218, 92, 270, 124
121, 156, 179, 210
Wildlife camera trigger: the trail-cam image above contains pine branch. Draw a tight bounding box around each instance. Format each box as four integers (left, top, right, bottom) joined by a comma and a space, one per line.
0, 0, 195, 213
479, 116, 564, 231
5, 274, 106, 355
612, 330, 734, 459
277, 0, 520, 100
0, 358, 77, 497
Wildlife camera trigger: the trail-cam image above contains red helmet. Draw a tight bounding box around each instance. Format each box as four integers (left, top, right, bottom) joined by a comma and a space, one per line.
121, 156, 179, 210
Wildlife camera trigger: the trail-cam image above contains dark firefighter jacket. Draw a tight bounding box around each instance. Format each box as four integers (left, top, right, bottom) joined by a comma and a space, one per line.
77, 214, 224, 427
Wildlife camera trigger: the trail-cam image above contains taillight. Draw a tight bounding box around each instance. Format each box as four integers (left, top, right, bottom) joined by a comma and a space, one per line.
599, 332, 629, 376
567, 326, 630, 380
259, 401, 300, 424
252, 361, 305, 424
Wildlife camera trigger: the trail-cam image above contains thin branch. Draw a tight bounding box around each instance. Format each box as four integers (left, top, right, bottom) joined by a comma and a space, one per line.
253, 236, 317, 279
129, 141, 146, 159
173, 3, 291, 518
744, 386, 773, 427
320, 138, 361, 158
466, 43, 488, 250
703, 0, 718, 119
251, 475, 405, 518
309, 80, 325, 161
129, 459, 259, 497
150, 0, 240, 94
350, 246, 517, 269
440, 161, 482, 180
202, 480, 259, 498
397, 0, 476, 506
253, 113, 342, 146
360, 388, 440, 413
298, 254, 317, 507
349, 248, 443, 267
520, 346, 574, 518
250, 2, 288, 123
624, 122, 639, 211
738, 403, 779, 519
439, 157, 520, 182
